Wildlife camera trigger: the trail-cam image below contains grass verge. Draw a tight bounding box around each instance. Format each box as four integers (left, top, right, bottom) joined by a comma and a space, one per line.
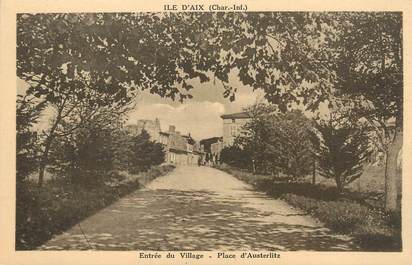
16, 164, 175, 250
215, 164, 401, 251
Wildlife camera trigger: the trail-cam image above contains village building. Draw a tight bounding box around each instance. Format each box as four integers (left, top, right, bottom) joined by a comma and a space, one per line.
220, 112, 251, 147
198, 111, 252, 164
126, 119, 202, 165
200, 136, 223, 164
210, 139, 224, 161
125, 118, 161, 141
159, 125, 202, 165
126, 112, 254, 166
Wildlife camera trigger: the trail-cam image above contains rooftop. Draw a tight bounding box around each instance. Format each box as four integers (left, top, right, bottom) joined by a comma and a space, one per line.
220, 112, 251, 120
200, 136, 223, 145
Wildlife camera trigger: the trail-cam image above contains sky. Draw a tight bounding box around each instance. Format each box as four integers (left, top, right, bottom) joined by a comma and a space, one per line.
127, 75, 265, 140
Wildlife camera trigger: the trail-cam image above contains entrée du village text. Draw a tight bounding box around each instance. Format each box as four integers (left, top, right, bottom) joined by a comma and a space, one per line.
139, 252, 281, 259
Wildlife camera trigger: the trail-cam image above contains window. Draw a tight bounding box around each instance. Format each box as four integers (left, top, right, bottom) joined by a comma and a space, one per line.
231, 125, 237, 136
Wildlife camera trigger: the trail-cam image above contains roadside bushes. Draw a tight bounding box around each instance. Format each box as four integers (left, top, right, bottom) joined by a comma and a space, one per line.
16, 164, 175, 250
218, 164, 340, 200
128, 164, 175, 186
281, 194, 369, 232
216, 164, 401, 251
271, 182, 341, 201
281, 194, 401, 251
220, 145, 251, 170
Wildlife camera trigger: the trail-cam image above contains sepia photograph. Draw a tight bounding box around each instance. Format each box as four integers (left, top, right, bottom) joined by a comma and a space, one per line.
14, 10, 403, 255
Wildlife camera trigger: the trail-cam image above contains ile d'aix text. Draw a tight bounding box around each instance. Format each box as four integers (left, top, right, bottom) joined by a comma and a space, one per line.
163, 4, 247, 11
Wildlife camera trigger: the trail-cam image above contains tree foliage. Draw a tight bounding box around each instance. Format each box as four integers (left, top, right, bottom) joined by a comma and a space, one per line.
235, 104, 277, 173
272, 110, 314, 178
220, 145, 251, 169
16, 95, 46, 182
17, 12, 402, 209
312, 118, 371, 192
238, 104, 313, 177
18, 12, 402, 124
17, 13, 216, 185
129, 130, 165, 173
335, 13, 402, 124
47, 104, 129, 184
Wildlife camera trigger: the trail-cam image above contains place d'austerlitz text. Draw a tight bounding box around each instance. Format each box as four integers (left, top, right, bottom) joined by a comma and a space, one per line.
138, 251, 281, 260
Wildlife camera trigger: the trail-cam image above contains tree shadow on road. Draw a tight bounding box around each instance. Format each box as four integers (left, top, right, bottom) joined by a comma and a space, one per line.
39, 189, 358, 251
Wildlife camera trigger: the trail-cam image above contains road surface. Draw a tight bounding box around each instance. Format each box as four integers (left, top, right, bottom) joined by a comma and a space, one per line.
39, 165, 357, 251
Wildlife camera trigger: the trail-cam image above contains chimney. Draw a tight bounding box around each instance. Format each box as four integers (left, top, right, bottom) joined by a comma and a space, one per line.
169, 125, 175, 133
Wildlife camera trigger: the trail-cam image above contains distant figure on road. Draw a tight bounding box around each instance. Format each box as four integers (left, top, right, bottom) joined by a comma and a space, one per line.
198, 156, 202, 167
215, 155, 220, 166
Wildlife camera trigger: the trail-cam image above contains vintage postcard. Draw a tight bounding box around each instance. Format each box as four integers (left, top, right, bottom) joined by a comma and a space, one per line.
1, 0, 411, 264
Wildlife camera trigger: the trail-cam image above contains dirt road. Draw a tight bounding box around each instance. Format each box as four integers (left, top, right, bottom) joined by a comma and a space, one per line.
39, 165, 357, 250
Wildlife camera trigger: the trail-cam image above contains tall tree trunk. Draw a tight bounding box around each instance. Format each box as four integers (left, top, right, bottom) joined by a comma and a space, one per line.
335, 174, 344, 194
312, 158, 316, 185
38, 136, 53, 187
384, 18, 403, 213
271, 171, 276, 194
385, 126, 402, 212
38, 111, 62, 187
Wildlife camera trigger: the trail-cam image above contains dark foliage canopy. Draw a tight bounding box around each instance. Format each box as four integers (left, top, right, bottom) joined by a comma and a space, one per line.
129, 130, 165, 173
312, 119, 371, 191
18, 13, 402, 121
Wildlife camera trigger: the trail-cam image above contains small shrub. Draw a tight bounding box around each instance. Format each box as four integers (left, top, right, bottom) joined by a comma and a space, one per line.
352, 210, 402, 251
316, 200, 370, 232
281, 194, 319, 213
282, 194, 370, 232
136, 164, 175, 185
385, 211, 401, 229
220, 146, 251, 170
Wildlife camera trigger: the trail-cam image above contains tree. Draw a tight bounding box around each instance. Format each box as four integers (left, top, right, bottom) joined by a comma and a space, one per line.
16, 95, 47, 249
270, 110, 314, 179
16, 95, 46, 182
18, 13, 403, 210
220, 145, 251, 170
338, 13, 402, 212
129, 130, 165, 173
238, 104, 313, 178
192, 12, 402, 211
47, 102, 131, 184
236, 104, 278, 174
200, 12, 402, 211
16, 13, 212, 186
17, 13, 316, 185
313, 117, 371, 193
112, 130, 135, 170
